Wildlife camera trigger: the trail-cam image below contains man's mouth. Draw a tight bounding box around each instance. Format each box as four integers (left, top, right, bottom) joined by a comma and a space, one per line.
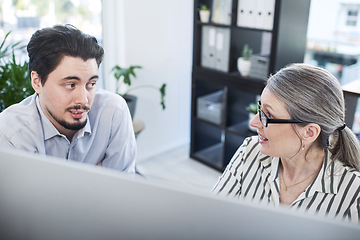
68, 106, 89, 119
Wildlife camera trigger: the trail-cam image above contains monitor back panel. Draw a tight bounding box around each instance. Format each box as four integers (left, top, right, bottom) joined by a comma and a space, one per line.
0, 148, 359, 240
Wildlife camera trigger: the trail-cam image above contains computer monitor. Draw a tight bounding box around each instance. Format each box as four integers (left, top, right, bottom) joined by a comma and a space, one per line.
0, 147, 359, 240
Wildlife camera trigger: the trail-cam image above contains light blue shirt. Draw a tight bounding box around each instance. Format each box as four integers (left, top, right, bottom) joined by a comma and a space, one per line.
0, 89, 136, 173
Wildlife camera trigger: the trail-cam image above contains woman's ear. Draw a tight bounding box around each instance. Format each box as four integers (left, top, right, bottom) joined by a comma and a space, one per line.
31, 71, 42, 94
302, 123, 321, 145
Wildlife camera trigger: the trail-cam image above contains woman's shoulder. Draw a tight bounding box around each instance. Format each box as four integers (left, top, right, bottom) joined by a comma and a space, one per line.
331, 159, 360, 191
331, 157, 360, 178
344, 166, 360, 180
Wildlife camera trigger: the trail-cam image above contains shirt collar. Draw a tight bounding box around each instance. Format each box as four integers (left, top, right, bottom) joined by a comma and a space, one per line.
260, 149, 343, 204
259, 153, 279, 182
35, 95, 92, 140
304, 150, 343, 196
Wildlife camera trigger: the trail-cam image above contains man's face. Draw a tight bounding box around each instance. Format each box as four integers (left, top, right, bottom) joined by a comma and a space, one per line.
31, 56, 98, 137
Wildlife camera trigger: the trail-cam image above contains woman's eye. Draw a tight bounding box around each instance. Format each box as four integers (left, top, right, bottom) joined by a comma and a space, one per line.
265, 111, 273, 119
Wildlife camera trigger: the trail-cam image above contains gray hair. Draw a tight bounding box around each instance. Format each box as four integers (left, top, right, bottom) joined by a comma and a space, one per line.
266, 63, 360, 171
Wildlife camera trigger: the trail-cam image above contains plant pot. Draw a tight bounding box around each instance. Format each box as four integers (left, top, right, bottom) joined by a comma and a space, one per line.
199, 10, 210, 23
237, 57, 251, 77
123, 94, 137, 119
248, 112, 257, 132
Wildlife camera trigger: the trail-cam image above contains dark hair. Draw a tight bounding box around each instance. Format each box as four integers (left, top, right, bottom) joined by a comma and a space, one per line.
267, 63, 360, 171
27, 24, 104, 85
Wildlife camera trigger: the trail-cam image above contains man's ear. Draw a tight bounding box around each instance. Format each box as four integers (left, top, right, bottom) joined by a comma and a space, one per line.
302, 123, 321, 145
31, 71, 42, 94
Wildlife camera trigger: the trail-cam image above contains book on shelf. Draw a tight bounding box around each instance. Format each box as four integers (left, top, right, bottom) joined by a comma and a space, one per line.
211, 0, 232, 25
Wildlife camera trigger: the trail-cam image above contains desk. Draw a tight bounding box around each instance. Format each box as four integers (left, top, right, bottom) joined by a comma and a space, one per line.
342, 80, 360, 128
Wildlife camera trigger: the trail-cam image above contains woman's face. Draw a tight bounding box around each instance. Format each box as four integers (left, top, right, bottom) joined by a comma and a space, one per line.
249, 87, 303, 158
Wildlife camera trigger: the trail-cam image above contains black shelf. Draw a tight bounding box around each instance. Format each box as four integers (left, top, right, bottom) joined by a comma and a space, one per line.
227, 120, 256, 136
191, 0, 311, 171
191, 142, 224, 170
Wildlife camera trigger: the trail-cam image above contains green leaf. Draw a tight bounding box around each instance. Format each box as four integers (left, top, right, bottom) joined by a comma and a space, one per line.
111, 64, 167, 109
0, 52, 34, 112
159, 83, 166, 110
246, 102, 257, 114
0, 31, 26, 62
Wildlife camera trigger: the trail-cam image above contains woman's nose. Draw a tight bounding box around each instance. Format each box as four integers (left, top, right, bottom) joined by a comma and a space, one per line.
249, 112, 262, 129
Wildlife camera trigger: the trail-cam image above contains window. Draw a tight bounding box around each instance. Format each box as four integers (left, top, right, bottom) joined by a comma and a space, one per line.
0, 0, 103, 85
346, 9, 358, 27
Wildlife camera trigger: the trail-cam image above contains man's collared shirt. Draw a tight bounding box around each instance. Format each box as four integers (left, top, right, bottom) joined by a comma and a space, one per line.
0, 89, 136, 173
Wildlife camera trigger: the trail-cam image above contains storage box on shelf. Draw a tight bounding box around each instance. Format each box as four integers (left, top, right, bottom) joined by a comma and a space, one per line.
197, 90, 225, 125
249, 54, 270, 79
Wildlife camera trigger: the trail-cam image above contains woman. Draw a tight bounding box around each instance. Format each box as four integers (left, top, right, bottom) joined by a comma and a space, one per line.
213, 63, 360, 224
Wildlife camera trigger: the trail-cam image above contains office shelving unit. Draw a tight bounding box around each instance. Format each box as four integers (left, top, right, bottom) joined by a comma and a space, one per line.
190, 0, 311, 171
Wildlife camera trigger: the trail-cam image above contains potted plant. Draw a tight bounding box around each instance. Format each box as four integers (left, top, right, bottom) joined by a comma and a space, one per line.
0, 31, 34, 112
237, 44, 253, 77
246, 102, 257, 132
199, 4, 211, 23
111, 65, 166, 118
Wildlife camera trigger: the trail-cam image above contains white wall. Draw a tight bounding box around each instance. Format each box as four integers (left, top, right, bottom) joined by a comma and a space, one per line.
102, 0, 193, 161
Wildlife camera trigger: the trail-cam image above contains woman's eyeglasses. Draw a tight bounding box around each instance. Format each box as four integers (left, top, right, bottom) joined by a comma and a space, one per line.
257, 101, 303, 127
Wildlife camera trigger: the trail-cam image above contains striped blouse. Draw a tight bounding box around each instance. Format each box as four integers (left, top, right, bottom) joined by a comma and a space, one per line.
213, 136, 360, 224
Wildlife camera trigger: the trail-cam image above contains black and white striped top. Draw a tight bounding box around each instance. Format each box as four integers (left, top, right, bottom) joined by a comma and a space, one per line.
213, 136, 360, 224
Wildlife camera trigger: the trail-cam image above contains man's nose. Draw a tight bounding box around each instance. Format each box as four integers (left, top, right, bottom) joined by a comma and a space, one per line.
74, 87, 89, 105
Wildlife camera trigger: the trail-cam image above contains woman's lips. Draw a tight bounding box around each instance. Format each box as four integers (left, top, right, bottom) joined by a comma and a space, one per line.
258, 132, 268, 143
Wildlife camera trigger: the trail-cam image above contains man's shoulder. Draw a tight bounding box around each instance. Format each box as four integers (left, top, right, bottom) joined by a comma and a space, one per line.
0, 94, 40, 133
0, 94, 43, 148
0, 94, 39, 118
92, 88, 127, 113
95, 89, 126, 105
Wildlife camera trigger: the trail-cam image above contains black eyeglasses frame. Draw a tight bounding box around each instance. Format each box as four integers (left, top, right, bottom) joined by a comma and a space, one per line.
257, 101, 303, 127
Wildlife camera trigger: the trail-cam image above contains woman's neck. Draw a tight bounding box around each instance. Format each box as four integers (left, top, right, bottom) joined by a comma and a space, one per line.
280, 146, 325, 181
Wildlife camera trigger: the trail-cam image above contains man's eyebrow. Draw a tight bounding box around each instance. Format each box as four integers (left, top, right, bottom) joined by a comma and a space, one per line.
62, 75, 99, 81
62, 76, 80, 81
89, 75, 99, 81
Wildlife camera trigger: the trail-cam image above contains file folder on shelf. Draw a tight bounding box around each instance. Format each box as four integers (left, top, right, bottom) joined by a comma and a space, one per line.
263, 0, 275, 30
254, 0, 266, 29
215, 28, 230, 72
237, 0, 256, 28
201, 26, 216, 69
237, 0, 246, 27
201, 26, 230, 72
237, 0, 275, 30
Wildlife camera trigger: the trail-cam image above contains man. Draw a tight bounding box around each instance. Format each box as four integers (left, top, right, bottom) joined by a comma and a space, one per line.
0, 25, 136, 173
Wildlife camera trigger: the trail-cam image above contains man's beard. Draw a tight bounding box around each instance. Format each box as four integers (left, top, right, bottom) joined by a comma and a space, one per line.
55, 118, 87, 130
48, 106, 89, 131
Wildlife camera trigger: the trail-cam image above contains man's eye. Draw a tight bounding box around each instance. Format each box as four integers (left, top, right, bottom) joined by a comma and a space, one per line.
65, 83, 75, 89
87, 82, 97, 88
